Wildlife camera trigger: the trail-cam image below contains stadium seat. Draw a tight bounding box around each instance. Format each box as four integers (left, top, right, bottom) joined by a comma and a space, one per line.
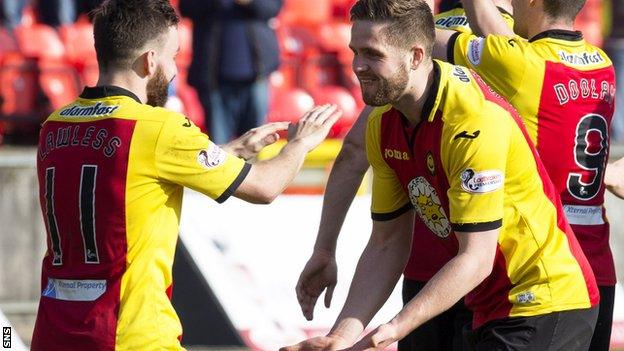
310, 85, 358, 137
280, 0, 332, 26
267, 87, 314, 123
59, 22, 96, 65
0, 54, 42, 123
317, 22, 351, 53
38, 60, 82, 111
14, 24, 66, 60
0, 27, 19, 62
299, 55, 341, 92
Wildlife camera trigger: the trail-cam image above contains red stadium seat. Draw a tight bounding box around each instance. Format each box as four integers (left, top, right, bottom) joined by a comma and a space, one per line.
0, 27, 19, 62
59, 22, 96, 65
317, 22, 351, 53
280, 0, 331, 26
14, 24, 66, 60
310, 85, 358, 137
268, 87, 314, 123
299, 55, 341, 92
38, 60, 82, 111
0, 55, 40, 118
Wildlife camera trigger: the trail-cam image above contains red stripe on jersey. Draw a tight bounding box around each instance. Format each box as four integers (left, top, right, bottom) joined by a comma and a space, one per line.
537, 62, 616, 285
472, 71, 600, 306
33, 119, 136, 351
379, 109, 460, 281
466, 247, 513, 328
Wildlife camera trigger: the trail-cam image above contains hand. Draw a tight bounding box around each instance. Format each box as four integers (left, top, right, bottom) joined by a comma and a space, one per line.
296, 249, 338, 320
288, 104, 342, 152
605, 156, 624, 199
223, 122, 289, 160
348, 323, 400, 351
280, 334, 352, 351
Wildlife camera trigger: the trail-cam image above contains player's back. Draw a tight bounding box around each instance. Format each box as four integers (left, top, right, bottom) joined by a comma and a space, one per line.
451, 30, 617, 286
33, 86, 187, 351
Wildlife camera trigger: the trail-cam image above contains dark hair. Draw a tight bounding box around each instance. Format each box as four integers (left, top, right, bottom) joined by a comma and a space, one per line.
92, 0, 179, 71
543, 0, 586, 20
350, 0, 434, 56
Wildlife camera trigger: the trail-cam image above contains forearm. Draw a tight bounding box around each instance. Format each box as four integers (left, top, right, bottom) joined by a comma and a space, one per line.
314, 146, 369, 254
238, 140, 308, 203
329, 232, 411, 344
462, 0, 514, 37
389, 251, 489, 338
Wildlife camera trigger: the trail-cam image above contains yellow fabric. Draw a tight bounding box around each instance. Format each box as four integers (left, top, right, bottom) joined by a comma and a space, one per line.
434, 6, 514, 33
366, 61, 593, 319
452, 32, 613, 144
46, 95, 247, 350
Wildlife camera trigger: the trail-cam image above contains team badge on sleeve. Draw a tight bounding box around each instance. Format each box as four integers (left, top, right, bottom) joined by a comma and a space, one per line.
197, 144, 227, 169
460, 169, 504, 193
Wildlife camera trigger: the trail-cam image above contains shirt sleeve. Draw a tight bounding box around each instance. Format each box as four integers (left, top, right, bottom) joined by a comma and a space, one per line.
155, 113, 250, 203
449, 32, 527, 100
366, 109, 412, 221
441, 110, 511, 232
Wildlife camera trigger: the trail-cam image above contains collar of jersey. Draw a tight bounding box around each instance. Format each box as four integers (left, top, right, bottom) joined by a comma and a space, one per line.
528, 29, 583, 43
80, 85, 142, 103
423, 60, 444, 123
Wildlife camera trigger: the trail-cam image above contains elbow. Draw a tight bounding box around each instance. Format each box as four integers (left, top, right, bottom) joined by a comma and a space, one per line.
251, 187, 281, 204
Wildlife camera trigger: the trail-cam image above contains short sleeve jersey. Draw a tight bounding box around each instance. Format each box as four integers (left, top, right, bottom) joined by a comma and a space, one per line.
450, 30, 617, 285
401, 4, 515, 281
32, 86, 250, 351
366, 61, 599, 328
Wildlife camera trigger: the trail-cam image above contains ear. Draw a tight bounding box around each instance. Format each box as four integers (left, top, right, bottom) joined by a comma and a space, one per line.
134, 50, 157, 79
410, 45, 425, 70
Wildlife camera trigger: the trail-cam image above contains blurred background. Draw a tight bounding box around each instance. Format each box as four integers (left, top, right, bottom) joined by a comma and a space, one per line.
0, 0, 622, 350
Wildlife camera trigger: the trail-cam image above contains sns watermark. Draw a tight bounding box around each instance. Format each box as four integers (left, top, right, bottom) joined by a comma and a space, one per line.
2, 327, 10, 348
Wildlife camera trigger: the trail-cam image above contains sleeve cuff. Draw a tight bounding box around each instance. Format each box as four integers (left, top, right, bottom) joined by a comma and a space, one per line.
447, 31, 461, 64
451, 219, 502, 232
215, 162, 252, 203
371, 202, 413, 222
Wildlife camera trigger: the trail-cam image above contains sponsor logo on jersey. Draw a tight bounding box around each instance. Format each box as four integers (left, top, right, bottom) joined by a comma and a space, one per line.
408, 177, 451, 238
59, 102, 120, 117
516, 291, 536, 304
558, 50, 605, 66
454, 130, 481, 140
384, 148, 410, 161
460, 169, 504, 193
198, 143, 227, 169
563, 205, 605, 225
452, 66, 471, 83
467, 37, 485, 66
435, 15, 469, 29
42, 278, 107, 301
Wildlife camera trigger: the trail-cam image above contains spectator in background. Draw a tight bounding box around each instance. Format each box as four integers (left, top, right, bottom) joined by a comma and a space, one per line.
0, 0, 76, 28
605, 0, 624, 143
180, 0, 283, 144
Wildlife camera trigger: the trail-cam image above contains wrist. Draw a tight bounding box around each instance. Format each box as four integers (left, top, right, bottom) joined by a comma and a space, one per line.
389, 312, 417, 341
312, 246, 337, 257
328, 318, 365, 346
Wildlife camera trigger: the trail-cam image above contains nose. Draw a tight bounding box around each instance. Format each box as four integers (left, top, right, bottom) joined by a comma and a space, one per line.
352, 55, 369, 74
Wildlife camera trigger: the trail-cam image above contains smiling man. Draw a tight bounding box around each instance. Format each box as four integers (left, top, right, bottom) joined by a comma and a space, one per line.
283, 1, 599, 350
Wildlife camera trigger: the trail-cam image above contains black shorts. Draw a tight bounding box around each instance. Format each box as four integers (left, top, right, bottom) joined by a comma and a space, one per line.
589, 285, 615, 351
465, 307, 599, 351
398, 278, 473, 351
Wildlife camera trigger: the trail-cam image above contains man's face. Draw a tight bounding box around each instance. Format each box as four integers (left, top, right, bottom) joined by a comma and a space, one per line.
146, 26, 179, 107
511, 0, 530, 38
349, 21, 410, 107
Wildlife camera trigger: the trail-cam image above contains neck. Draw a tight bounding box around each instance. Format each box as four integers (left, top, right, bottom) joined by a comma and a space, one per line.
393, 63, 435, 126
527, 17, 575, 40
96, 70, 147, 104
